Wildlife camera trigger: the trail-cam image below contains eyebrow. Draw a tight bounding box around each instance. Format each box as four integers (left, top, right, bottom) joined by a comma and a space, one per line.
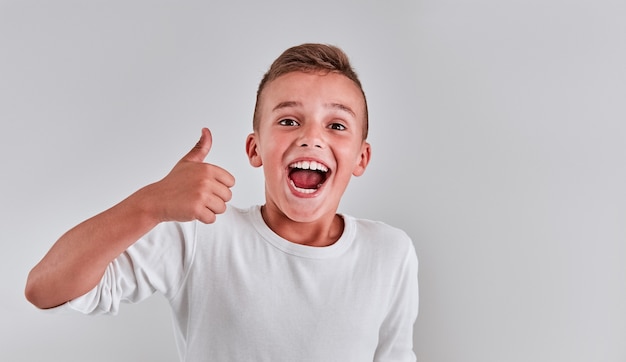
272, 101, 301, 112
329, 102, 356, 118
272, 101, 356, 118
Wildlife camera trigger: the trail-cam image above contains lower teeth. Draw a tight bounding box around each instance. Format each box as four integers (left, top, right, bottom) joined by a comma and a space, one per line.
291, 180, 317, 194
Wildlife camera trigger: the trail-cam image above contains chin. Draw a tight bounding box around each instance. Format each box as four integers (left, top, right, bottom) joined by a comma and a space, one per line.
280, 198, 336, 223
282, 206, 325, 223
264, 185, 339, 223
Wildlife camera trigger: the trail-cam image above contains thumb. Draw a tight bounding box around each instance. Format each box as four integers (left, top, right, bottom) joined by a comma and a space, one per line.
181, 127, 212, 163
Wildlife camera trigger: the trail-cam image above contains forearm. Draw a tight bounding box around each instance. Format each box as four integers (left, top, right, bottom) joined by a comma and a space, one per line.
25, 188, 160, 309
25, 128, 234, 309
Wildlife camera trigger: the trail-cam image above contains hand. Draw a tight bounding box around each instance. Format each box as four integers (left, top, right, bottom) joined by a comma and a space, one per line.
143, 128, 236, 224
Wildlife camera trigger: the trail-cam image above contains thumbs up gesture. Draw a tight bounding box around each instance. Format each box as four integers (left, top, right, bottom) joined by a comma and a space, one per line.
143, 128, 236, 224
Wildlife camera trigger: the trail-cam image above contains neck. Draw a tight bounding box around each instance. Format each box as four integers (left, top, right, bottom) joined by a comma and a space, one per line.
260, 205, 344, 247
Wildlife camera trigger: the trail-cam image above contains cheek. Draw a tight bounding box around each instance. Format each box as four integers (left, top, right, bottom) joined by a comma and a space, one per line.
343, 145, 368, 174
260, 144, 284, 175
342, 143, 364, 163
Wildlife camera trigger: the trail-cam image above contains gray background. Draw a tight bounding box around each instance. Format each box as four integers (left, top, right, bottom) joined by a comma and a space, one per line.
1, 1, 625, 361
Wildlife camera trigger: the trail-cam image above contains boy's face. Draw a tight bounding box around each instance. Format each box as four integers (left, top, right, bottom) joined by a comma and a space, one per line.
246, 71, 371, 223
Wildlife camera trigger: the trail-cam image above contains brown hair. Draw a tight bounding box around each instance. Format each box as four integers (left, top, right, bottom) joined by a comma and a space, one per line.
253, 43, 369, 139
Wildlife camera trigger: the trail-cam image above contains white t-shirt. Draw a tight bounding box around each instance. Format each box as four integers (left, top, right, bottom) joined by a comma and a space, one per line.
64, 205, 418, 361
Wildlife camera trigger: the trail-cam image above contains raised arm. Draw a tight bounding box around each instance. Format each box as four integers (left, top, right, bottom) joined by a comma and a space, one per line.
25, 128, 235, 309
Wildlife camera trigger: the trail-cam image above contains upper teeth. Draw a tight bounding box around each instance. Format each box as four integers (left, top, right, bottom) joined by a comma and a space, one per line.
289, 160, 328, 172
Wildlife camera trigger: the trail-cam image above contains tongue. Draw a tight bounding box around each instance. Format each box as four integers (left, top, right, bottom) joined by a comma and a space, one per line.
290, 169, 323, 189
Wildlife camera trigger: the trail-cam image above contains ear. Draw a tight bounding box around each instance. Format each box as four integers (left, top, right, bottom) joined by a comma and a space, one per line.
352, 141, 371, 177
246, 133, 263, 167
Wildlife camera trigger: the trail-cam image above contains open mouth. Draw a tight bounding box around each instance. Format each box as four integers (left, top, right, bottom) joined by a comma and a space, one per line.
288, 160, 330, 194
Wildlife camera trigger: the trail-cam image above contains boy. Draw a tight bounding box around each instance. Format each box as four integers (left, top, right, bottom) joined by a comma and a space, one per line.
25, 43, 418, 361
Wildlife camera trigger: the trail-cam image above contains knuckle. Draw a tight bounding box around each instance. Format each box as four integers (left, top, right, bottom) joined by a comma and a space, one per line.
200, 212, 217, 224
214, 202, 227, 214
224, 188, 233, 202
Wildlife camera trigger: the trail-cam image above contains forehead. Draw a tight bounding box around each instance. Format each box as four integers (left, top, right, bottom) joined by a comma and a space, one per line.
259, 71, 366, 119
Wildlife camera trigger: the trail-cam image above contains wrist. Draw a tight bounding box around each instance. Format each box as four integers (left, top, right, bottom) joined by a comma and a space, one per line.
126, 184, 164, 227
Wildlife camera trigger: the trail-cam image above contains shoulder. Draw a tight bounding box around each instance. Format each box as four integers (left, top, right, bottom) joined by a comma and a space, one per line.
350, 215, 413, 246
191, 204, 262, 247
345, 214, 417, 263
196, 204, 258, 233
355, 217, 410, 237
222, 204, 258, 223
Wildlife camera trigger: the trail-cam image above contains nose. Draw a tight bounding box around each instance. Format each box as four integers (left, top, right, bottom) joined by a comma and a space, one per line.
298, 123, 324, 148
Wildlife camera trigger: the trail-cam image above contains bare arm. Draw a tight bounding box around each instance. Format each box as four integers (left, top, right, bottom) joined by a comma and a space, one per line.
25, 128, 235, 309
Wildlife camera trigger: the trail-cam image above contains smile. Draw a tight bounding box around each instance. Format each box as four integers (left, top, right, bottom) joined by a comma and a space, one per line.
288, 160, 330, 194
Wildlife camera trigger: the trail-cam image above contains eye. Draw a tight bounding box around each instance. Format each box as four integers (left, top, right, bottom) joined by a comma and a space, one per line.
329, 123, 346, 131
279, 118, 299, 127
